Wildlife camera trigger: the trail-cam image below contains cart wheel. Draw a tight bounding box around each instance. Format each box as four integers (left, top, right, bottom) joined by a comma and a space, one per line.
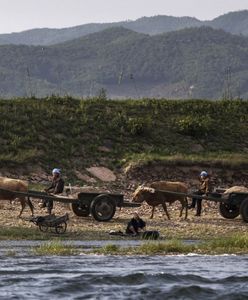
39, 223, 48, 232
240, 198, 248, 223
55, 221, 67, 234
70, 202, 90, 217
90, 194, 116, 222
219, 203, 240, 219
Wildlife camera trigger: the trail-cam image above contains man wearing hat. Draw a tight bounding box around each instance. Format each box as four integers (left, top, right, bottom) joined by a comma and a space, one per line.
188, 171, 211, 216
40, 168, 64, 214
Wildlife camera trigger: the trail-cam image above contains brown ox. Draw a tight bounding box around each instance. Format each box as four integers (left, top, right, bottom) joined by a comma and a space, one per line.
132, 181, 188, 220
0, 177, 34, 217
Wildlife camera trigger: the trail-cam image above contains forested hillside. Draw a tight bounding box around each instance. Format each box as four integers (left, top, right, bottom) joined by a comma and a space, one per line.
1, 27, 248, 99
208, 10, 248, 36
0, 10, 247, 46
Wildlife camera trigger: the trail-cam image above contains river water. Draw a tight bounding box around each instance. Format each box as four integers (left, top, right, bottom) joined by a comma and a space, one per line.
0, 241, 247, 299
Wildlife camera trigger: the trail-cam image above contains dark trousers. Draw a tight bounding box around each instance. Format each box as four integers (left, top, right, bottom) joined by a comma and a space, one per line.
191, 190, 204, 216
41, 199, 53, 214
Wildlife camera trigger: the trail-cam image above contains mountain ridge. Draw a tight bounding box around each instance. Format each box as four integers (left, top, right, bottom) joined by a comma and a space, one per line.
0, 10, 248, 46
1, 26, 248, 99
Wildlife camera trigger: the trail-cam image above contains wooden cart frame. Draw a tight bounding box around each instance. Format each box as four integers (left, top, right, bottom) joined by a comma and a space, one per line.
154, 188, 248, 222
1, 187, 248, 222
0, 188, 140, 222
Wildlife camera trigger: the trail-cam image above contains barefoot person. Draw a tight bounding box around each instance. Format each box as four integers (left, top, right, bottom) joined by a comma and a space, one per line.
126, 212, 146, 236
40, 168, 64, 214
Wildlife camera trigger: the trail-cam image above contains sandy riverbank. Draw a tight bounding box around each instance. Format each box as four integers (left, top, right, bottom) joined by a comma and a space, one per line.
0, 196, 247, 240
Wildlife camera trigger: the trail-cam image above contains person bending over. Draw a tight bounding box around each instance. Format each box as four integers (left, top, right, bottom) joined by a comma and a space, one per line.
126, 212, 146, 236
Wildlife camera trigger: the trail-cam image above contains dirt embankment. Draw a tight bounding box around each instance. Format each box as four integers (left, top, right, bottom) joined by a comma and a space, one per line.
125, 162, 248, 190
2, 162, 248, 195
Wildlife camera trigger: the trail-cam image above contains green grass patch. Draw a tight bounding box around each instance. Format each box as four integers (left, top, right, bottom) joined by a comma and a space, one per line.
201, 233, 248, 254
33, 240, 77, 256
0, 98, 247, 177
0, 226, 76, 240
92, 233, 248, 255
96, 243, 121, 254
94, 240, 196, 255
138, 240, 196, 254
0, 226, 51, 240
125, 152, 248, 169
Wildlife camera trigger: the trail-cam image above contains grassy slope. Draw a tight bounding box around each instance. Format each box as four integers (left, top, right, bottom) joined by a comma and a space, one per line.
0, 97, 247, 179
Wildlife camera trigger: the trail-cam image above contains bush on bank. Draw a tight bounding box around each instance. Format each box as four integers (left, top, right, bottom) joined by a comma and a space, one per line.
0, 97, 247, 179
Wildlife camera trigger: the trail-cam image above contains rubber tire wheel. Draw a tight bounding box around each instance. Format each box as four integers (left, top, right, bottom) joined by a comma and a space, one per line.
39, 223, 48, 232
55, 221, 67, 234
70, 202, 90, 217
240, 198, 248, 223
90, 194, 116, 222
219, 203, 240, 219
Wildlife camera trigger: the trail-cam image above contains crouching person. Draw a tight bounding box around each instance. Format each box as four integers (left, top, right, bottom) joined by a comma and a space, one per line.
126, 212, 146, 236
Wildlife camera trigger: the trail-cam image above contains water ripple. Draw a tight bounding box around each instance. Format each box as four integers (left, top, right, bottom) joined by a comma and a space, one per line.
0, 242, 247, 299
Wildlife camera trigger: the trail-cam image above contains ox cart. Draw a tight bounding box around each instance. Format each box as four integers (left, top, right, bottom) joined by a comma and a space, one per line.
0, 188, 140, 222
156, 188, 248, 222
29, 213, 69, 234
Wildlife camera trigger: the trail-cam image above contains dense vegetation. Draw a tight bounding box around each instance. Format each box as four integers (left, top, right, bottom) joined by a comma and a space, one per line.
94, 234, 248, 255
0, 97, 247, 178
3, 234, 248, 255
1, 27, 248, 99
0, 10, 247, 46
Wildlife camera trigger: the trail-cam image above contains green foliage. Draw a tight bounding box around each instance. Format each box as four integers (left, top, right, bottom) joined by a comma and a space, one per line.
138, 240, 195, 254
0, 97, 247, 175
93, 234, 248, 255
33, 241, 77, 256
97, 243, 120, 254
211, 10, 248, 36
111, 113, 151, 136
176, 115, 215, 138
0, 226, 50, 240
202, 233, 248, 252
126, 117, 152, 136
1, 26, 248, 99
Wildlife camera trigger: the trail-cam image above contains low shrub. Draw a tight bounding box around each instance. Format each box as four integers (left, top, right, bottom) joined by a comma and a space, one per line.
33, 241, 77, 256
175, 115, 215, 138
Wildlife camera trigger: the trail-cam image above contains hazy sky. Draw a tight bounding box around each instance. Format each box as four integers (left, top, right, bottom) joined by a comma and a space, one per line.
1, 0, 248, 34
